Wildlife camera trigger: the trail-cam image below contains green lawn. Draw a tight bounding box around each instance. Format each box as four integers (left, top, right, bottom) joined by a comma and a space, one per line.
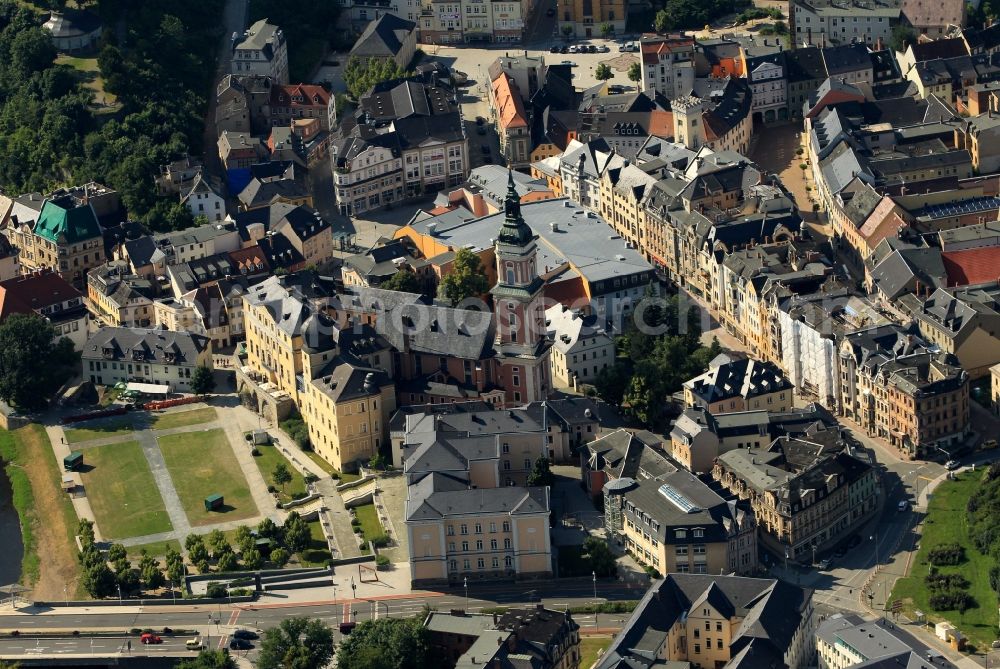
299, 520, 332, 567
251, 443, 307, 502
158, 429, 259, 526
353, 503, 383, 541
304, 450, 337, 476
580, 637, 611, 669
891, 470, 997, 650
54, 54, 117, 105
152, 407, 218, 431
339, 471, 362, 483
127, 539, 182, 560
64, 418, 133, 444
80, 441, 173, 540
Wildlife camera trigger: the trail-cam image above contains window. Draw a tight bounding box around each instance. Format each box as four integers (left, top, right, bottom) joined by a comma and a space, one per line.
463, 559, 470, 570
477, 558, 485, 569
474, 523, 482, 534
447, 526, 455, 536
502, 443, 510, 454
502, 521, 511, 532
694, 644, 700, 654
476, 540, 483, 550
448, 542, 456, 552
524, 458, 532, 470
505, 556, 513, 568
462, 541, 469, 551
490, 539, 498, 549
504, 538, 512, 549
490, 522, 497, 533
492, 557, 499, 568
460, 524, 468, 535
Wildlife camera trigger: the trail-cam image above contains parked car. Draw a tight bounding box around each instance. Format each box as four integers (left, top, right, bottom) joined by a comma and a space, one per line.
550, 45, 560, 52
897, 500, 909, 512
587, 44, 597, 53
475, 116, 485, 125
559, 45, 568, 53
945, 459, 960, 471
560, 60, 577, 67
546, 7, 555, 15
230, 638, 253, 650
817, 558, 831, 570
339, 622, 357, 634
186, 638, 206, 650
452, 70, 469, 85
233, 629, 259, 640
607, 84, 625, 94
597, 44, 610, 52
140, 633, 162, 645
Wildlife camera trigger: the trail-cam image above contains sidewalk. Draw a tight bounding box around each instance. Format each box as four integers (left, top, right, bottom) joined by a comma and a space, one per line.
44, 423, 100, 540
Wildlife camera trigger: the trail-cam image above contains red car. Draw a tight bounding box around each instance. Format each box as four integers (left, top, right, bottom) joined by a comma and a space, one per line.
140, 633, 162, 645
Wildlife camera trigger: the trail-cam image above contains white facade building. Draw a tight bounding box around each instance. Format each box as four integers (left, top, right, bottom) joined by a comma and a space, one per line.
232, 19, 289, 84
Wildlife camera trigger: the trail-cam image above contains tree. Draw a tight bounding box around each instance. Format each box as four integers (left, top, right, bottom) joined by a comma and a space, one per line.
189, 541, 210, 565
107, 544, 128, 564
185, 533, 205, 552
284, 512, 310, 554
141, 554, 166, 590
190, 365, 216, 395
258, 618, 335, 669
273, 462, 293, 492
595, 63, 614, 81
654, 9, 672, 31
234, 525, 255, 555
343, 56, 411, 100
10, 28, 56, 79
175, 650, 237, 669
0, 314, 78, 411
583, 536, 617, 577
217, 551, 239, 573
627, 62, 641, 82
166, 547, 185, 585
600, 22, 614, 37
890, 24, 918, 52
243, 548, 263, 570
208, 529, 230, 558
561, 24, 574, 37
270, 548, 291, 567
594, 362, 630, 405
437, 247, 489, 305
381, 270, 421, 293
527, 457, 554, 487
369, 452, 386, 471
336, 618, 429, 669
82, 561, 117, 599
258, 517, 283, 543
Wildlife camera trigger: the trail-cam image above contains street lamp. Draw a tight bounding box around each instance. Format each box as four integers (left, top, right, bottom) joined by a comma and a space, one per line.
464, 576, 469, 609
64, 585, 68, 607
333, 580, 338, 603
117, 584, 122, 605
592, 571, 597, 600
351, 577, 357, 600
870, 531, 879, 568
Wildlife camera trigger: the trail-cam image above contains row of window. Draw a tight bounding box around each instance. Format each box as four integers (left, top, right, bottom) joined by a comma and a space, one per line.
449, 556, 513, 571
448, 521, 510, 535
448, 538, 512, 551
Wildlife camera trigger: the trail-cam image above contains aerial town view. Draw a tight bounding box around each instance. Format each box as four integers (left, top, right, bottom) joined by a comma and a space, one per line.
3, 0, 1000, 667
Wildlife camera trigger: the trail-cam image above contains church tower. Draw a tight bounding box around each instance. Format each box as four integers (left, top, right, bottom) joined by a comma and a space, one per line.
492, 170, 551, 404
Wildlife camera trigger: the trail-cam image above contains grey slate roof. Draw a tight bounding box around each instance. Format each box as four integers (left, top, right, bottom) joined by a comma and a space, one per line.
84, 327, 209, 365
350, 13, 416, 60
596, 574, 812, 669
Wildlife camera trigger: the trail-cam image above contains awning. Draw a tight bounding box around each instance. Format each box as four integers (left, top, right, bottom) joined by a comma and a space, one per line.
126, 382, 170, 395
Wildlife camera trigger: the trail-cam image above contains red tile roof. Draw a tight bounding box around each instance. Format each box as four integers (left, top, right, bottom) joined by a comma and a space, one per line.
641, 37, 695, 66
492, 74, 528, 129
942, 246, 1000, 286
270, 83, 331, 108
0, 269, 82, 320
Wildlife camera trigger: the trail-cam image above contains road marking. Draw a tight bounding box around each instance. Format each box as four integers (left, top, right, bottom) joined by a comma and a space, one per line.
227, 609, 240, 627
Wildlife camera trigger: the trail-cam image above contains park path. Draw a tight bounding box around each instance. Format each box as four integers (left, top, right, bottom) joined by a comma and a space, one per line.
44, 424, 100, 541
134, 428, 191, 538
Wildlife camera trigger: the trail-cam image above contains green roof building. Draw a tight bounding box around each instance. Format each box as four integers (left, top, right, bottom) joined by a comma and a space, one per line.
35, 196, 102, 245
